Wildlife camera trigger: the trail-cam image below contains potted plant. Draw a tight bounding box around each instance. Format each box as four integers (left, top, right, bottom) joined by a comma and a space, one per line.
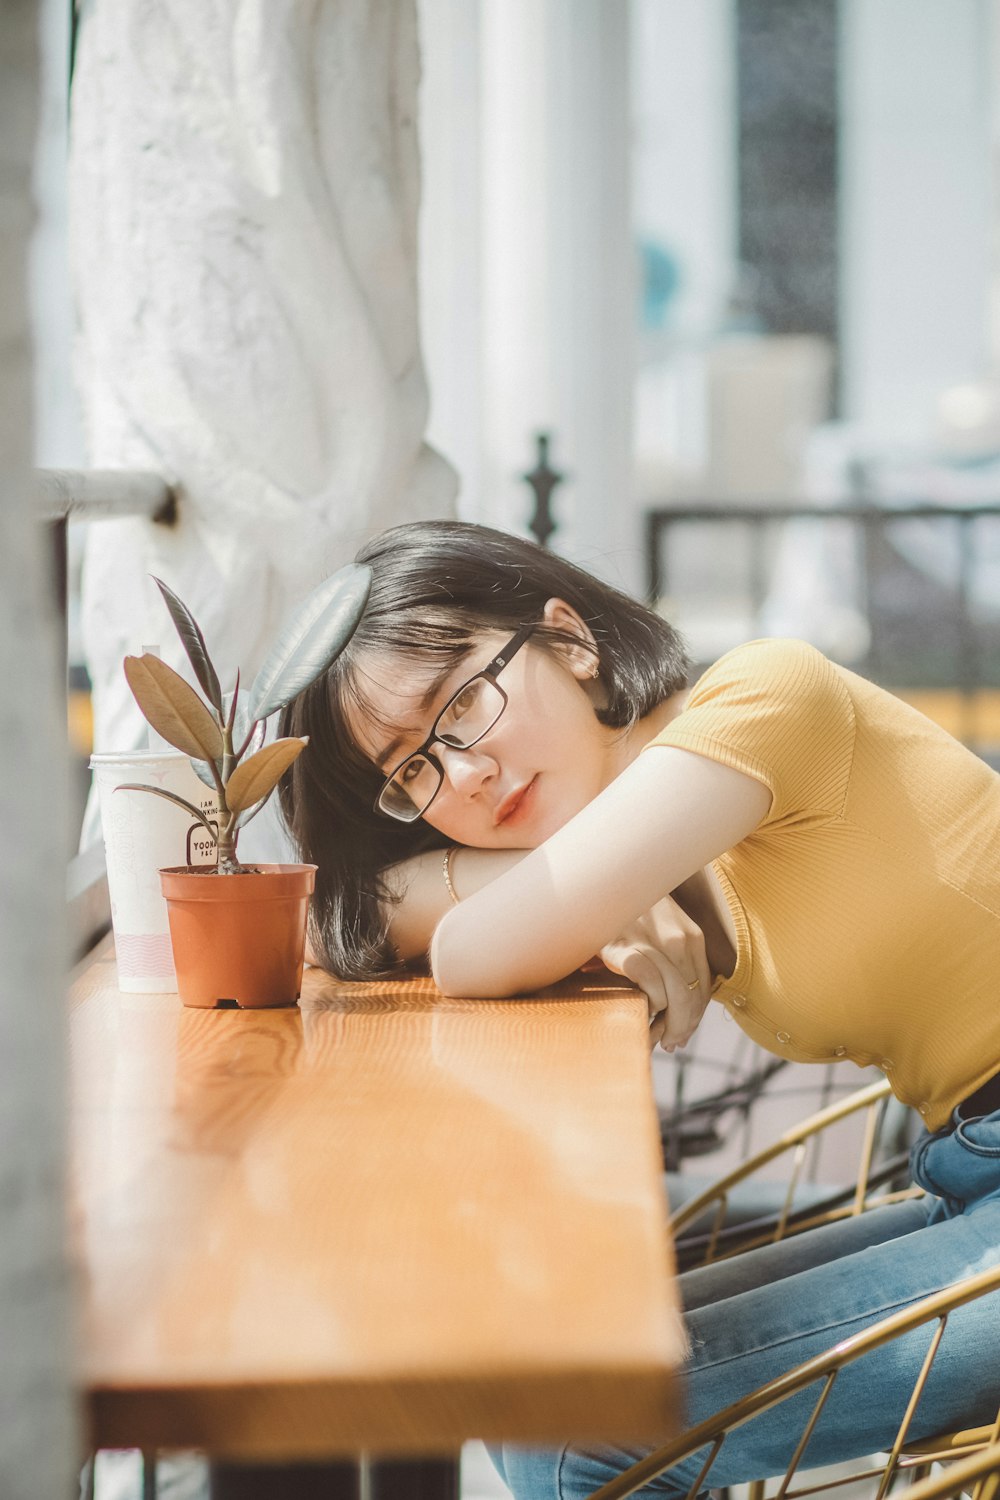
119, 563, 371, 1008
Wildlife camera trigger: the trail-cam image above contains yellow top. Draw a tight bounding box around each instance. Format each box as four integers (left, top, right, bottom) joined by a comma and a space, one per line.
649, 638, 1000, 1131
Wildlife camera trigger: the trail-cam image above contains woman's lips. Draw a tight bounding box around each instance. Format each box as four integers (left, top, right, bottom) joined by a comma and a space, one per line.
495, 775, 538, 827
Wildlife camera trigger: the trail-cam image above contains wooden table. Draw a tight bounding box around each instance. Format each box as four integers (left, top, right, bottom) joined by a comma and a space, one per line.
71, 936, 685, 1486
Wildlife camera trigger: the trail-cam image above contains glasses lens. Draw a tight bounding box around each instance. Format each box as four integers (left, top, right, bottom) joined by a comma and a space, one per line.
436, 677, 505, 748
378, 754, 441, 822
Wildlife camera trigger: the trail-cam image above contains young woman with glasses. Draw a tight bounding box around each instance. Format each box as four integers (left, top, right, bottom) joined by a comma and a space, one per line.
279, 518, 1000, 1500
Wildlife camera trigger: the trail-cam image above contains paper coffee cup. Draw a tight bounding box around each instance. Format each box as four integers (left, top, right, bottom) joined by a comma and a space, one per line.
90, 751, 221, 993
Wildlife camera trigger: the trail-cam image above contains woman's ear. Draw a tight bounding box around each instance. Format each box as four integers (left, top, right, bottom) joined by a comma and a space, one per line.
540, 597, 599, 680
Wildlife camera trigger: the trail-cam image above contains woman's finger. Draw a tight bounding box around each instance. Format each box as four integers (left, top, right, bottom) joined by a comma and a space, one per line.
601, 943, 672, 1021
599, 927, 712, 1050
644, 897, 712, 1004
658, 955, 712, 1050
620, 946, 671, 1019
648, 1011, 668, 1052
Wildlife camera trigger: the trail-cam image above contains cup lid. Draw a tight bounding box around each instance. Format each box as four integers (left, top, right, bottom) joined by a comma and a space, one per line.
89, 749, 188, 768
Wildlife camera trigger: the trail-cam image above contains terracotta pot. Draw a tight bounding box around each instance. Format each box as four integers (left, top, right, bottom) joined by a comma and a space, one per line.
159, 864, 317, 1009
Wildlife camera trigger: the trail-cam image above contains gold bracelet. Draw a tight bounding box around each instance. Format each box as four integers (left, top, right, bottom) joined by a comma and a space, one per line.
442, 847, 461, 906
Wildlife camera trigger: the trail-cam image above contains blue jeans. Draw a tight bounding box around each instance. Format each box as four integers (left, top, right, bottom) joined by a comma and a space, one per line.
491, 1105, 1000, 1499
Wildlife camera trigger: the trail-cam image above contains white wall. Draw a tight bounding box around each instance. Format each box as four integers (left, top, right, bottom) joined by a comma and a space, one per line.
839, 0, 993, 442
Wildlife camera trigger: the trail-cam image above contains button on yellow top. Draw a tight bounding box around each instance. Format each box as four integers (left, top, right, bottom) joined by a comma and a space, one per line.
776, 1030, 791, 1043
834, 1046, 847, 1057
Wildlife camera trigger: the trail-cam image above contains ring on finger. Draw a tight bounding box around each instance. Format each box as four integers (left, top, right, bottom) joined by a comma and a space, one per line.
685, 977, 700, 992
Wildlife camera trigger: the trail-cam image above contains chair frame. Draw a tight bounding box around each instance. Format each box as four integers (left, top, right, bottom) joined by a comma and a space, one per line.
896, 1441, 1000, 1500
670, 1077, 922, 1266
585, 1262, 1000, 1500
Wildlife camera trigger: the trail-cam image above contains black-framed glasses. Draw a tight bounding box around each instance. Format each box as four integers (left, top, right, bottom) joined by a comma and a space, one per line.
374, 624, 536, 823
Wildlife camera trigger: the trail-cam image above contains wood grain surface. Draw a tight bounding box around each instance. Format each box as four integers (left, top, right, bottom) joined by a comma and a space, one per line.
71, 937, 684, 1459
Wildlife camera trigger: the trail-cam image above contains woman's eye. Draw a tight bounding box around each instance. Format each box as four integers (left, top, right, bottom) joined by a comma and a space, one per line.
450, 684, 479, 719
400, 758, 424, 785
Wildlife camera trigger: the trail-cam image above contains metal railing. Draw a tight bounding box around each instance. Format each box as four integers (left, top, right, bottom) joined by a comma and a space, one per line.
645, 500, 1000, 754
38, 467, 177, 956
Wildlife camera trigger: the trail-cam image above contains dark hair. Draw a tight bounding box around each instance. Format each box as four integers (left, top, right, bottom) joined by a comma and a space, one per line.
279, 520, 689, 980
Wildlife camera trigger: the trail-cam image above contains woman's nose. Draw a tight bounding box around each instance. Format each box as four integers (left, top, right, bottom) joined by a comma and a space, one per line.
436, 741, 496, 796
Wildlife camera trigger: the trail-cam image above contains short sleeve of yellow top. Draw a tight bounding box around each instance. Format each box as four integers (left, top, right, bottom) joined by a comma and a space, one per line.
645, 637, 1000, 1131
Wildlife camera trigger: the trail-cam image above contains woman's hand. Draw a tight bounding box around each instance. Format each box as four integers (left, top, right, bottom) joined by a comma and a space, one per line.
598, 894, 713, 1053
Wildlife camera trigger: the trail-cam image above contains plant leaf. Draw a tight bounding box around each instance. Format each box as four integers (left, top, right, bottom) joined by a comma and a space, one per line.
225, 737, 308, 814
246, 562, 372, 722
151, 576, 224, 713
223, 687, 267, 765
226, 669, 240, 731
235, 791, 273, 830
191, 757, 223, 791
115, 783, 219, 837
124, 654, 225, 762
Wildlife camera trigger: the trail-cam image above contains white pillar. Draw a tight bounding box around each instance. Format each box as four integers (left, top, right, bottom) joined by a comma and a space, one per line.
418, 0, 484, 518
0, 1, 78, 1493
69, 0, 457, 824
477, 0, 637, 590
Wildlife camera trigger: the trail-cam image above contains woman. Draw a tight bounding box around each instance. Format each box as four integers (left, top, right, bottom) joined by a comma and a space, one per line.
280, 519, 1000, 1499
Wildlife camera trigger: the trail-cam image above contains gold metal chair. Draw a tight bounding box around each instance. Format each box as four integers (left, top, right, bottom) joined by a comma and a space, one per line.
586, 1262, 1000, 1500
902, 1424, 1000, 1493
896, 1440, 1000, 1500
670, 1077, 922, 1267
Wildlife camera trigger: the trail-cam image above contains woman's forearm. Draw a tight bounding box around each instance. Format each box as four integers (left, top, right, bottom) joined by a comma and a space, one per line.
429, 747, 770, 998
385, 846, 529, 961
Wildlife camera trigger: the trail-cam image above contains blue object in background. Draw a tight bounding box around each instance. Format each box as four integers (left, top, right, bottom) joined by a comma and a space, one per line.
638, 238, 681, 330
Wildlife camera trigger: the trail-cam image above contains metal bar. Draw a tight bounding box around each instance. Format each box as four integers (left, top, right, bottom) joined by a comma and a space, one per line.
33, 468, 176, 524
142, 1451, 158, 1500
646, 507, 664, 605
50, 516, 67, 688
521, 432, 564, 550
859, 512, 880, 679
956, 513, 977, 745
782, 1463, 897, 1498
807, 1063, 839, 1183
646, 502, 1000, 525
775, 1142, 808, 1242
853, 1099, 882, 1215
748, 516, 769, 631
706, 1192, 729, 1263
775, 1372, 839, 1499
685, 1434, 726, 1500
875, 1317, 948, 1500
